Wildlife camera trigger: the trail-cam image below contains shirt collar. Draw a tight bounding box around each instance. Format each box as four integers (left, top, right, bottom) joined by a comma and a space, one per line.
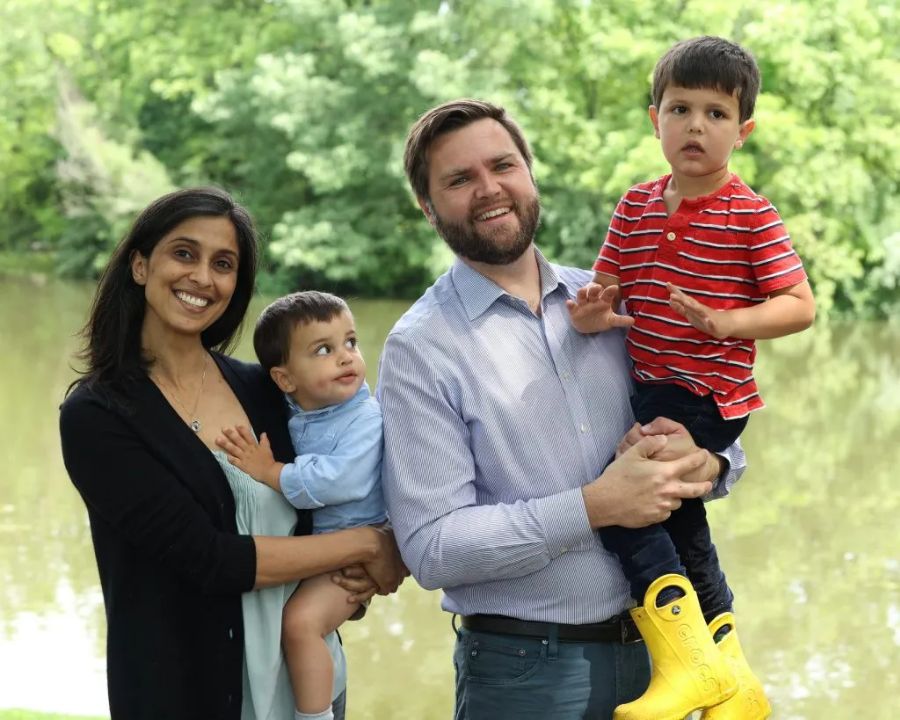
286, 381, 371, 419
450, 247, 568, 321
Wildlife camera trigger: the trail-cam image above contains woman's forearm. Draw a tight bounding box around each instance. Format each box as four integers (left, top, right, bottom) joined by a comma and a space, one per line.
252, 526, 379, 588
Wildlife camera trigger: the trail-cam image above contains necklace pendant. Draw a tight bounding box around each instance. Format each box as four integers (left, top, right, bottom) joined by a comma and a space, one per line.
190, 419, 202, 433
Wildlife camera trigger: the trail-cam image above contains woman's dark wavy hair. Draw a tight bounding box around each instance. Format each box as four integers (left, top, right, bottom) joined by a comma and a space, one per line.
68, 187, 259, 399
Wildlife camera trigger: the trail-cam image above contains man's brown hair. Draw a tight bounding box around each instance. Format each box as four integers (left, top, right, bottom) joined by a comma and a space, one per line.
403, 99, 534, 201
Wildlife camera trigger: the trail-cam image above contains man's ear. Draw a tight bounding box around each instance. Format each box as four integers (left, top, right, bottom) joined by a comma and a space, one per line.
417, 196, 437, 227
269, 366, 296, 394
130, 251, 148, 285
648, 106, 661, 139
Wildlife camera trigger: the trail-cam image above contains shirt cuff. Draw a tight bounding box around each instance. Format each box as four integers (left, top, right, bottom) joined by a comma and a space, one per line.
534, 488, 597, 559
279, 464, 325, 510
707, 442, 747, 501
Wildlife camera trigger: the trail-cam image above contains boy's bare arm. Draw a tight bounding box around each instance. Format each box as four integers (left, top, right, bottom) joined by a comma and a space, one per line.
567, 271, 635, 334
668, 280, 816, 340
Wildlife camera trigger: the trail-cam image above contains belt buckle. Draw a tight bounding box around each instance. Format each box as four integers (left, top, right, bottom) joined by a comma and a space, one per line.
620, 616, 642, 645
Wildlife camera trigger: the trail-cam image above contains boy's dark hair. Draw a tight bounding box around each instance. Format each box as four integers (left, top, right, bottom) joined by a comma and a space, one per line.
404, 98, 533, 202
652, 36, 760, 122
253, 291, 350, 370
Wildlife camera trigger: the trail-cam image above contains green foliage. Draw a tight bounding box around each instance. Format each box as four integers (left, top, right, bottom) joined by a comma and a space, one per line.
0, 0, 897, 313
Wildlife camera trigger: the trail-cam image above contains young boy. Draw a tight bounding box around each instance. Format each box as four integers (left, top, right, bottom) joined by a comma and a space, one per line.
220, 291, 387, 720
568, 36, 815, 719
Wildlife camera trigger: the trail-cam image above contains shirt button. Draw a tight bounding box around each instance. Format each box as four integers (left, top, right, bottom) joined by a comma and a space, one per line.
580, 424, 588, 434
561, 371, 571, 381
227, 627, 234, 639
666, 231, 677, 241
560, 546, 568, 554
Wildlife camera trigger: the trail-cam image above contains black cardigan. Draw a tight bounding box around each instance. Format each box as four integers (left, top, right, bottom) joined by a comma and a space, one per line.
60, 353, 310, 720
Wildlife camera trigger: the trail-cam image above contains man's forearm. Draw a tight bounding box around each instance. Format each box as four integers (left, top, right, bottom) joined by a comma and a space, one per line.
396, 487, 597, 591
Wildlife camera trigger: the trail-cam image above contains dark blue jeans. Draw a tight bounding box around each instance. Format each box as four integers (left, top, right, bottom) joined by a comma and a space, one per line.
453, 624, 650, 719
598, 382, 745, 620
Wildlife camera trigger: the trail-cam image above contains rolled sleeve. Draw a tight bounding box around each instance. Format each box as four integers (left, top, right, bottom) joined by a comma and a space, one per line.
707, 438, 747, 501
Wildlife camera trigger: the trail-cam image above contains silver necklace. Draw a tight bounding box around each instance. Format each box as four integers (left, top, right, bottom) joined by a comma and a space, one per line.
153, 354, 209, 433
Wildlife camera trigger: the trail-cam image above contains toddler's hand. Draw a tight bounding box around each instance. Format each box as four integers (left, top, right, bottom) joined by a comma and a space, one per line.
667, 283, 735, 340
566, 283, 634, 334
216, 426, 284, 491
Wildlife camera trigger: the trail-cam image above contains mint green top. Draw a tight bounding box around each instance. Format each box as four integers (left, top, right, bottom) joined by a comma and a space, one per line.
212, 451, 347, 720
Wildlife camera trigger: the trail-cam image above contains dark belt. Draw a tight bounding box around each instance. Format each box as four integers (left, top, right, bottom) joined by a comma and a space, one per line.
459, 613, 642, 645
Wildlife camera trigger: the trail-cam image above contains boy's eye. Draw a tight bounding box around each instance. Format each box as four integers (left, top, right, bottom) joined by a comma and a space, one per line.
671, 105, 687, 115
710, 109, 725, 119
345, 337, 358, 350
314, 345, 331, 356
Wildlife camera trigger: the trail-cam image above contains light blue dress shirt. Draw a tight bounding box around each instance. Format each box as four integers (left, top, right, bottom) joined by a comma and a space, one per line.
279, 383, 387, 534
377, 248, 745, 624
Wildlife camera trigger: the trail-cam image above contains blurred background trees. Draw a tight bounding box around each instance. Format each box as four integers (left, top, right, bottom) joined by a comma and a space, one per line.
2, 0, 898, 315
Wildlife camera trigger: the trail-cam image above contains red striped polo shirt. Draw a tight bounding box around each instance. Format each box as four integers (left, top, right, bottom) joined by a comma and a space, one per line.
593, 174, 807, 419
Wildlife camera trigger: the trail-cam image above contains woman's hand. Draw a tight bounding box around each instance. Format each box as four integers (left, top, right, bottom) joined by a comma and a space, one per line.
362, 526, 408, 596
332, 565, 379, 605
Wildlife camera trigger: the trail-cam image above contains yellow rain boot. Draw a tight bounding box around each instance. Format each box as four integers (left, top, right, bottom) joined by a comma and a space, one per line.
613, 574, 737, 720
700, 612, 772, 719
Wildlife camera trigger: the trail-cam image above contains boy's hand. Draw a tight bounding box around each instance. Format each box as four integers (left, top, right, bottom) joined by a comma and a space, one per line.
667, 283, 735, 340
566, 283, 635, 334
216, 426, 284, 491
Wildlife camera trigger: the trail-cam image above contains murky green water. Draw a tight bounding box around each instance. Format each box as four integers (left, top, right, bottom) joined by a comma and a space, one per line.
1, 275, 897, 719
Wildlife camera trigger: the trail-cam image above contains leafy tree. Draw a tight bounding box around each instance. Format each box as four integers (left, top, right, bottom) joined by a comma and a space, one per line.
1, 0, 897, 315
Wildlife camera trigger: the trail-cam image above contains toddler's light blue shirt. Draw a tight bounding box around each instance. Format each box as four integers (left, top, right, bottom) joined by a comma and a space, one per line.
280, 382, 387, 533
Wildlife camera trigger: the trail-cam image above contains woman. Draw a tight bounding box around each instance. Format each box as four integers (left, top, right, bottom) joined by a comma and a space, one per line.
60, 187, 405, 720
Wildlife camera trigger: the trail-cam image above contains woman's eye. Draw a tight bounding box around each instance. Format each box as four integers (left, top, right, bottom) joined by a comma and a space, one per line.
215, 259, 234, 271
174, 248, 193, 260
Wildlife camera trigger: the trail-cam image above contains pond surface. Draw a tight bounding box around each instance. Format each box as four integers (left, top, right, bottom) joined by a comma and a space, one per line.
0, 275, 897, 719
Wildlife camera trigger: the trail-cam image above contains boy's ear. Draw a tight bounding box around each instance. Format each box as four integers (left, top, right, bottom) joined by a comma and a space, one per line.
648, 106, 661, 139
736, 118, 756, 148
417, 196, 437, 227
269, 366, 296, 394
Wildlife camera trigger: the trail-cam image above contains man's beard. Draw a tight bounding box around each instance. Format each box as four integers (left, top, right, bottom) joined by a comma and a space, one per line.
431, 195, 542, 265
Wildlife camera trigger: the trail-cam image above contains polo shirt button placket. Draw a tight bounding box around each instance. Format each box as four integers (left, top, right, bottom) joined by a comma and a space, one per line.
666, 231, 677, 241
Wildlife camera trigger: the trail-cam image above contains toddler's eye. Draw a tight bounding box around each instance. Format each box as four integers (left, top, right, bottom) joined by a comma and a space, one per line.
314, 345, 331, 356
345, 337, 358, 350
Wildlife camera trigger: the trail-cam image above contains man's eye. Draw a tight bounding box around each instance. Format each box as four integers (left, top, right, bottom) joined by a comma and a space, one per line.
314, 345, 331, 356
449, 176, 468, 187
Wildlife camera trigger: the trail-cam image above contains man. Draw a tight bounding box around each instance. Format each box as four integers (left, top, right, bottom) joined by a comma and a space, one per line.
377, 99, 746, 719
